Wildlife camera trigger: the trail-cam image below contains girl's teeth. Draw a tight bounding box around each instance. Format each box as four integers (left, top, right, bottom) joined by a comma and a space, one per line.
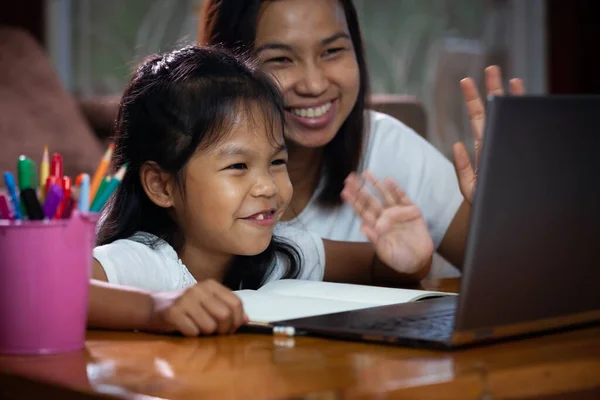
291, 102, 332, 118
256, 214, 265, 220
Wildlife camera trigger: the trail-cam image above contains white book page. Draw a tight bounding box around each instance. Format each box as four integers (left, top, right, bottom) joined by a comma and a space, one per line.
257, 280, 454, 305
234, 290, 383, 323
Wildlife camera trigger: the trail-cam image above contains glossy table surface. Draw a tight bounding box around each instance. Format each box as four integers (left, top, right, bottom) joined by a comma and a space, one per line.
1, 279, 599, 399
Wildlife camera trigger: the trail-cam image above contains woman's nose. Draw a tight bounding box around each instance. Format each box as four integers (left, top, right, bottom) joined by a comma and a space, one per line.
294, 63, 328, 97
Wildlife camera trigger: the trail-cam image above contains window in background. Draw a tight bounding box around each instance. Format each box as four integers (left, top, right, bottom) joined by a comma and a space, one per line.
48, 0, 545, 158
353, 0, 544, 159
60, 0, 199, 96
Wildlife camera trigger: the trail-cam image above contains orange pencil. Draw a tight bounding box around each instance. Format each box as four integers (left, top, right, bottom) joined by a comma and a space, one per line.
89, 143, 114, 205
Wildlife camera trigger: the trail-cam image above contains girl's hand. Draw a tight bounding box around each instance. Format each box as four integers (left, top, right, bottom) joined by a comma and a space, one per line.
341, 171, 434, 276
148, 279, 247, 336
453, 65, 525, 204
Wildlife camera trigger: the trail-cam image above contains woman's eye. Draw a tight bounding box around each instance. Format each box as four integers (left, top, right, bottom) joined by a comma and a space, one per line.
323, 47, 345, 57
227, 163, 247, 170
272, 159, 287, 166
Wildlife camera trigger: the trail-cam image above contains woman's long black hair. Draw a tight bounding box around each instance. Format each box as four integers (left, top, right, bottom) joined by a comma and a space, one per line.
199, 0, 371, 208
96, 45, 300, 290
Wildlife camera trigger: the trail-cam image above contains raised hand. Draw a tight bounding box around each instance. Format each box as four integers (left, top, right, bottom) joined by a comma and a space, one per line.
453, 65, 525, 203
341, 171, 434, 275
148, 279, 247, 336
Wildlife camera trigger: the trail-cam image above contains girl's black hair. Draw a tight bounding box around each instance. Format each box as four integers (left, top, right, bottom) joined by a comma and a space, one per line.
199, 0, 371, 207
96, 45, 300, 290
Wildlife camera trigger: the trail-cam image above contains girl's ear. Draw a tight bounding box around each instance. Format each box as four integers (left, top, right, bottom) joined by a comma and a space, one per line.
140, 162, 176, 208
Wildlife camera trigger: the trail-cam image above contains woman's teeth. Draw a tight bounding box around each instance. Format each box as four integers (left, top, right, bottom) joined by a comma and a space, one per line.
291, 102, 332, 118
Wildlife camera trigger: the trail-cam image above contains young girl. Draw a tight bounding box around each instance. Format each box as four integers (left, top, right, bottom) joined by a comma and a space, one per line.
88, 45, 434, 337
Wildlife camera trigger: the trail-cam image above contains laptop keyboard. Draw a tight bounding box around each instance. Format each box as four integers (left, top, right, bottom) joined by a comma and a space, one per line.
349, 309, 455, 340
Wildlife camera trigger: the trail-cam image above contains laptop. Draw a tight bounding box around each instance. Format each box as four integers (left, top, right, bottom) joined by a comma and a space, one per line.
273, 96, 600, 349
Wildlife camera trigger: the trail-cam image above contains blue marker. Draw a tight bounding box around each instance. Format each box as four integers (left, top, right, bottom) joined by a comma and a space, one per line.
3, 172, 22, 220
78, 173, 90, 213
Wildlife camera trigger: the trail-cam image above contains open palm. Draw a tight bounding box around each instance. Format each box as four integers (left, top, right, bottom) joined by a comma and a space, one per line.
341, 171, 434, 275
453, 66, 525, 203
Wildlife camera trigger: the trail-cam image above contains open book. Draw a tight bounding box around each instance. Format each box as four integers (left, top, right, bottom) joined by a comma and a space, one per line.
234, 280, 457, 324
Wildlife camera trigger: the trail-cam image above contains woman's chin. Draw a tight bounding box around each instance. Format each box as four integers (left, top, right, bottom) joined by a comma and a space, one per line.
286, 128, 338, 149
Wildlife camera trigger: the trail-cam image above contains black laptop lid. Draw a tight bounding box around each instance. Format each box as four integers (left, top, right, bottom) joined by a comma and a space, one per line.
455, 96, 600, 338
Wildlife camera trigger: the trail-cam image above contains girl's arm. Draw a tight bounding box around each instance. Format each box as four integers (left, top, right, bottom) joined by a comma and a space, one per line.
88, 260, 157, 331
88, 260, 246, 335
88, 279, 156, 331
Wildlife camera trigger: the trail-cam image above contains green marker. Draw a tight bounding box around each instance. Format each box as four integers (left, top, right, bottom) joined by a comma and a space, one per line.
17, 155, 38, 219
17, 155, 37, 190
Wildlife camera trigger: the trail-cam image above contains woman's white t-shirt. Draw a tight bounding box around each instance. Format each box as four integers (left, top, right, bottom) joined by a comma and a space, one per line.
277, 111, 463, 273
93, 226, 325, 292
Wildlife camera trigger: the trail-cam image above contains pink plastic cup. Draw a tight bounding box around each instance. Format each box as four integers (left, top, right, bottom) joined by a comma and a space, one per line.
0, 212, 99, 355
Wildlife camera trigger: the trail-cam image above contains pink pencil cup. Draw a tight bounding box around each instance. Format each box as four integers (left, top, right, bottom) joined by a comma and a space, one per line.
0, 212, 99, 355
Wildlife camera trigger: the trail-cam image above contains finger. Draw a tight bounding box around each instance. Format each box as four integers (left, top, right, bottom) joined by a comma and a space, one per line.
204, 280, 245, 333
509, 78, 525, 95
344, 172, 359, 185
196, 289, 235, 335
362, 171, 395, 207
169, 310, 201, 337
341, 173, 362, 203
201, 299, 233, 335
341, 185, 358, 205
452, 142, 475, 202
460, 77, 485, 143
383, 178, 412, 206
360, 224, 379, 244
181, 299, 218, 335
353, 181, 383, 225
485, 65, 504, 97
343, 174, 382, 223
376, 206, 423, 232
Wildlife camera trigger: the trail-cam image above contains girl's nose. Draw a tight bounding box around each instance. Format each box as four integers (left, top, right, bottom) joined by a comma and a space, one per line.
251, 174, 278, 198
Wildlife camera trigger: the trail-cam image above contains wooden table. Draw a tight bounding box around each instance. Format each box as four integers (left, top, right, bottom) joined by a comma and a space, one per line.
1, 279, 599, 399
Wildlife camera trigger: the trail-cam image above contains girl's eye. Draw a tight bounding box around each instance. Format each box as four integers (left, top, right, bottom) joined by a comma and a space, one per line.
264, 56, 292, 65
272, 158, 287, 166
227, 163, 247, 170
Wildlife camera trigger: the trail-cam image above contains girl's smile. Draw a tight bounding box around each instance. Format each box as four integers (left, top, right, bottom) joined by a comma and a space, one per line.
241, 208, 278, 227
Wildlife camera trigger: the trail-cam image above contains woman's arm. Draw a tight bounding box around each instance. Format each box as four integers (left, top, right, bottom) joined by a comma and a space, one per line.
322, 240, 431, 286
437, 201, 470, 270
437, 66, 525, 270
